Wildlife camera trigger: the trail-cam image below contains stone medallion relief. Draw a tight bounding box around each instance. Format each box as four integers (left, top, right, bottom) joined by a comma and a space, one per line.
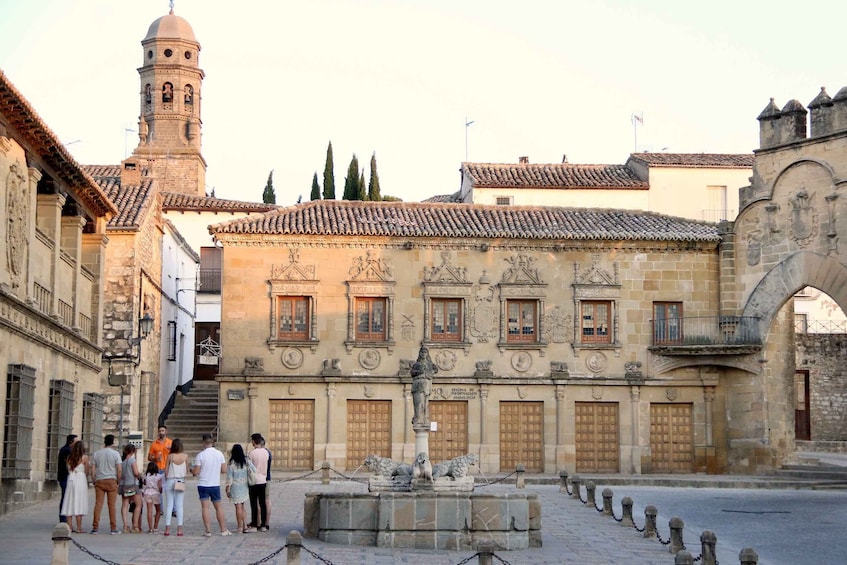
359, 348, 381, 370
434, 349, 456, 372
585, 351, 607, 374
281, 347, 304, 369
511, 351, 532, 372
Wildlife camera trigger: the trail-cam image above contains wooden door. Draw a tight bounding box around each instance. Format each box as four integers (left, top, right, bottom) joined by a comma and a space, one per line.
794, 371, 811, 440
346, 400, 391, 470
499, 401, 544, 472
430, 401, 468, 463
575, 402, 620, 473
650, 403, 693, 473
268, 399, 314, 470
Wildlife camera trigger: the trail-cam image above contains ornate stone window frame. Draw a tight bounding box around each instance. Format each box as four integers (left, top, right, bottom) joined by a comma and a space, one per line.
267, 250, 319, 353
345, 250, 396, 353
496, 254, 547, 355
422, 252, 473, 355
572, 256, 621, 357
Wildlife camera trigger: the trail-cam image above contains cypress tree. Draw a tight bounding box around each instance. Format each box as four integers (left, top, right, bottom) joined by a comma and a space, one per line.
310, 172, 321, 201
343, 154, 360, 200
368, 152, 381, 201
358, 170, 367, 201
323, 141, 335, 200
262, 170, 276, 204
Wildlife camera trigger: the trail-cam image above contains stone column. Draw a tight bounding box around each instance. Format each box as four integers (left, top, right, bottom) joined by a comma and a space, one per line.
325, 383, 336, 445
630, 383, 641, 473
555, 385, 566, 469
704, 386, 715, 446
479, 384, 489, 468
248, 383, 258, 437
35, 190, 62, 315
82, 233, 108, 345
61, 216, 86, 331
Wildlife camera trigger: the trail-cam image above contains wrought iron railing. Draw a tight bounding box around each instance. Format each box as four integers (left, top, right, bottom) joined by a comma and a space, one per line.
650, 316, 761, 347
795, 319, 847, 334
198, 268, 221, 293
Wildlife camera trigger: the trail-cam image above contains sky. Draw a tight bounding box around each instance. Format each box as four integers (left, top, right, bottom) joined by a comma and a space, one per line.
0, 0, 845, 205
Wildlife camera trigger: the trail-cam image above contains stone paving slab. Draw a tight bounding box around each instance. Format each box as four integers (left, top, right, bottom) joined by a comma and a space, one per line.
0, 475, 689, 565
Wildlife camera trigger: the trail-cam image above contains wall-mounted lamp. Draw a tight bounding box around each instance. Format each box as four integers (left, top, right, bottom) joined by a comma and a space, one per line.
130, 313, 155, 346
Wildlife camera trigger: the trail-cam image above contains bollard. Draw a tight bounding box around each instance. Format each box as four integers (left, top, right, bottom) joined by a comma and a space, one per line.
739, 547, 759, 565
51, 522, 71, 565
515, 464, 526, 489
669, 516, 685, 554
559, 470, 569, 494
570, 475, 582, 499
643, 505, 657, 538
601, 488, 613, 516
700, 530, 717, 565
585, 481, 596, 507
286, 530, 303, 565
620, 496, 634, 527
321, 461, 330, 485
674, 550, 694, 565
477, 542, 495, 565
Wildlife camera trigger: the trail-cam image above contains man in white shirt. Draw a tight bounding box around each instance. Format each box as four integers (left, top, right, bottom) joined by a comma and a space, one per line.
247, 433, 270, 531
191, 433, 231, 536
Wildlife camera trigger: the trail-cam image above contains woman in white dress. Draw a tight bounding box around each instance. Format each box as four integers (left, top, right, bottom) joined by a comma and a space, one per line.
60, 441, 89, 533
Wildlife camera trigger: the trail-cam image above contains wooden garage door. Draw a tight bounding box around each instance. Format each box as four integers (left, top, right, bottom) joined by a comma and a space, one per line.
650, 403, 693, 473
347, 400, 391, 470
430, 401, 468, 463
268, 399, 314, 470
575, 402, 620, 473
500, 401, 544, 472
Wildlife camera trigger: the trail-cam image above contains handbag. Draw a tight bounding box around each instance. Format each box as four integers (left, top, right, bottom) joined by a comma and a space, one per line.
173, 480, 185, 492
247, 464, 257, 486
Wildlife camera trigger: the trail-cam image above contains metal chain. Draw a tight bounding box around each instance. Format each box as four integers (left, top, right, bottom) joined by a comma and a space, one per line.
594, 500, 604, 513
70, 538, 121, 565
329, 467, 368, 482
632, 518, 645, 532
564, 482, 573, 495
300, 544, 336, 564
577, 487, 586, 504
611, 510, 623, 523
655, 528, 671, 546
247, 544, 290, 565
492, 553, 514, 565
475, 470, 517, 488
452, 552, 482, 565
693, 555, 702, 562
273, 469, 321, 483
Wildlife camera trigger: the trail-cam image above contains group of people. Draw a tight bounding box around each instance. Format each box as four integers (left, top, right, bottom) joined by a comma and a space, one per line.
58, 426, 273, 538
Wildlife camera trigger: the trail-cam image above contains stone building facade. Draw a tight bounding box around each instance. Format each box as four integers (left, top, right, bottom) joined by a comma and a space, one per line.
0, 70, 116, 514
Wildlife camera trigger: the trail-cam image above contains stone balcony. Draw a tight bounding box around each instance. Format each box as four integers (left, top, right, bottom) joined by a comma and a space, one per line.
648, 316, 762, 356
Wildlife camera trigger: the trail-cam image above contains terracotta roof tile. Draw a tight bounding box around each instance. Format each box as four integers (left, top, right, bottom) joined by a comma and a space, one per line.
209, 200, 719, 243
463, 162, 648, 189
0, 71, 117, 218
626, 153, 754, 168
161, 192, 278, 213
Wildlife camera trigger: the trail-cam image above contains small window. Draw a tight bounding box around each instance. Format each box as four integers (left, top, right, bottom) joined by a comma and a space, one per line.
144, 84, 152, 104
653, 302, 683, 344
3, 365, 35, 479
431, 298, 462, 342
507, 300, 538, 342
147, 50, 153, 59
184, 84, 194, 105
581, 301, 611, 343
278, 297, 309, 340
162, 82, 174, 103
46, 380, 74, 479
356, 297, 387, 341
167, 321, 177, 361
82, 393, 104, 452
184, 50, 192, 60
495, 196, 512, 206
794, 313, 808, 334
164, 48, 173, 58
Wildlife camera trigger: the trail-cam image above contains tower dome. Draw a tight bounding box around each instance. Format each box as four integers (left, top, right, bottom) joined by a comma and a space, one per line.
144, 9, 197, 43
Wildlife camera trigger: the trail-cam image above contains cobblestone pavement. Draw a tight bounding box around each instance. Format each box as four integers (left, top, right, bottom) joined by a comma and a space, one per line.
0, 475, 690, 565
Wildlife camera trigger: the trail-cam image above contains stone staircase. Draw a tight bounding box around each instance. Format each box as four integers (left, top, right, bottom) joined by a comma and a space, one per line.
774, 451, 847, 486
163, 381, 219, 456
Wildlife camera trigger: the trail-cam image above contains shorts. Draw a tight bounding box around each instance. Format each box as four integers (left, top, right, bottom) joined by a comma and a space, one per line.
119, 485, 137, 497
143, 494, 161, 505
197, 485, 222, 502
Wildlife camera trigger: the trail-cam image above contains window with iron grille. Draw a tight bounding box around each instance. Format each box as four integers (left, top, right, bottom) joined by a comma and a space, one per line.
82, 393, 104, 452
581, 301, 611, 343
3, 365, 36, 479
46, 380, 75, 479
167, 320, 177, 361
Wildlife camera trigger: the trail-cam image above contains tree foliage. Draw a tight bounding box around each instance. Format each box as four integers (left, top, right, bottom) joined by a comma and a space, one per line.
358, 170, 367, 201
368, 152, 381, 202
322, 141, 335, 200
343, 154, 361, 200
262, 170, 276, 204
310, 172, 321, 201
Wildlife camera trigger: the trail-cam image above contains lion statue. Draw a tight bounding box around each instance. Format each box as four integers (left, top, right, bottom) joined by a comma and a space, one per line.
432, 453, 479, 480
364, 454, 402, 478
413, 452, 433, 481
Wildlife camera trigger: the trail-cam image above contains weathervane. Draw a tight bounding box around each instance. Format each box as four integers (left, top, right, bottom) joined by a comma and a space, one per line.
169, 0, 175, 12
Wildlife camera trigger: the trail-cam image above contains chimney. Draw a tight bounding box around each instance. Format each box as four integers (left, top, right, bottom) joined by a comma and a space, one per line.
120, 158, 142, 186
561, 154, 568, 164
518, 156, 529, 164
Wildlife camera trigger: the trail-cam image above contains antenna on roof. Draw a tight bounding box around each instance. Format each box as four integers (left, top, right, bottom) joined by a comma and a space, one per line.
465, 116, 475, 162
631, 113, 643, 153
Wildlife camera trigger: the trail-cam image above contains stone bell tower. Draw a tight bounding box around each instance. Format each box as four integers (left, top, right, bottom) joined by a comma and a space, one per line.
132, 6, 206, 197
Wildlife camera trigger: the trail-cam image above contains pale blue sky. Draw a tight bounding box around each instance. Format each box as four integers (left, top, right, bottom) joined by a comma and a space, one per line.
0, 0, 844, 203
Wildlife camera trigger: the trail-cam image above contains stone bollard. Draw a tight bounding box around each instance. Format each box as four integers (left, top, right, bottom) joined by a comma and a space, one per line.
477, 542, 495, 565
700, 530, 717, 565
559, 470, 569, 494
321, 461, 331, 485
643, 505, 658, 538
674, 550, 695, 565
739, 548, 759, 565
585, 481, 597, 507
286, 530, 303, 565
570, 475, 582, 500
51, 522, 71, 565
620, 496, 634, 527
669, 516, 685, 554
601, 488, 614, 516
515, 464, 526, 489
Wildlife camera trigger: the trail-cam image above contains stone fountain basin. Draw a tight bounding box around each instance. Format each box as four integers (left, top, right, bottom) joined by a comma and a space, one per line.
304, 490, 541, 550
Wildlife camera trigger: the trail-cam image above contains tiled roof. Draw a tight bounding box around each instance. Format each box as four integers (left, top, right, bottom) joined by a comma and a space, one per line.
162, 192, 278, 213
209, 200, 719, 243
0, 71, 117, 218
626, 153, 754, 168
85, 171, 155, 229
422, 192, 462, 203
463, 162, 648, 189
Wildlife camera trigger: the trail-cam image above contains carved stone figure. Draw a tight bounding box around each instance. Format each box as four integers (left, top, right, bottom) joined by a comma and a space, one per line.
364, 454, 403, 478
413, 452, 433, 481
431, 454, 479, 480
411, 346, 437, 425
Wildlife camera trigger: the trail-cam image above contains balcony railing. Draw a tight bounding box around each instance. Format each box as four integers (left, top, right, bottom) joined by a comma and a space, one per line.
795, 320, 847, 334
650, 316, 762, 354
198, 268, 221, 293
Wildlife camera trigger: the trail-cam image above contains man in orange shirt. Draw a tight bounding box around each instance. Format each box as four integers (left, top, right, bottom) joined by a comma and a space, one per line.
148, 425, 172, 474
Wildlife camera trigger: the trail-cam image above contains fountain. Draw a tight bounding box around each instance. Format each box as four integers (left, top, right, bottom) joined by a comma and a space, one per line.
304, 347, 542, 550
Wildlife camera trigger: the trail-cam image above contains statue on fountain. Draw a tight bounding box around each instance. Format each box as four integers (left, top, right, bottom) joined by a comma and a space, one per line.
411, 346, 437, 426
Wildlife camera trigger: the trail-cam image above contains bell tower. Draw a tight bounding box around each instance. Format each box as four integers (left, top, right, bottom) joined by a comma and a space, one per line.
133, 6, 206, 197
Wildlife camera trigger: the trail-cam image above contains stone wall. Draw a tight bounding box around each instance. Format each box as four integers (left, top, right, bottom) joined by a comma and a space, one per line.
796, 333, 847, 441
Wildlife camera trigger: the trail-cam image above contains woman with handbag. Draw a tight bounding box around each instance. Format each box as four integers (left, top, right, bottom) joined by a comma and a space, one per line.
119, 444, 142, 533
162, 438, 188, 536
225, 444, 255, 534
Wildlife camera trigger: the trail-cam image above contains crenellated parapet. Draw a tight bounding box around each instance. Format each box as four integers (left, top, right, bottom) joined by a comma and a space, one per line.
758, 86, 847, 149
